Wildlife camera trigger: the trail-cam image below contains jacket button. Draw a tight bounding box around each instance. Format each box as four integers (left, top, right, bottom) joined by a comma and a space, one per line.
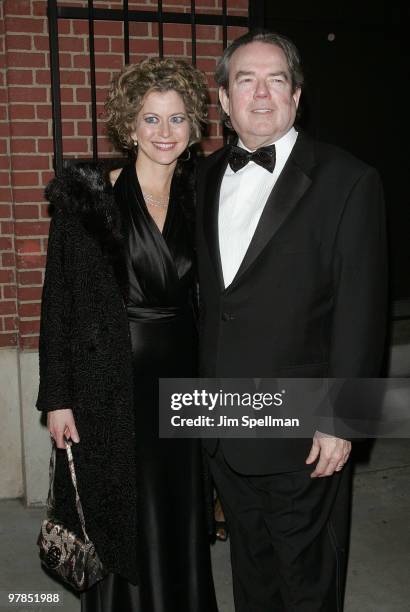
222, 312, 235, 321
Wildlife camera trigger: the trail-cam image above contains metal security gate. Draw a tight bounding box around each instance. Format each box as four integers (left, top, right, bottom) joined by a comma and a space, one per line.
47, 0, 252, 174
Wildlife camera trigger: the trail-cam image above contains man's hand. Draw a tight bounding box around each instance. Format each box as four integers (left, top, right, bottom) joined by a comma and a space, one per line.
47, 409, 80, 449
305, 431, 351, 478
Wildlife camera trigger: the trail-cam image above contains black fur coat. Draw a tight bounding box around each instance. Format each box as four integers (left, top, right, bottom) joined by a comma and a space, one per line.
37, 163, 138, 583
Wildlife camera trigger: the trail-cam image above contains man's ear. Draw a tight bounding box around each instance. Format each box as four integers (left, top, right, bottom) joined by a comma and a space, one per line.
219, 86, 230, 116
293, 87, 302, 109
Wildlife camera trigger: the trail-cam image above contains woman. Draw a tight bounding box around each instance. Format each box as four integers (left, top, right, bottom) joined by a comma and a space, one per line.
37, 57, 218, 612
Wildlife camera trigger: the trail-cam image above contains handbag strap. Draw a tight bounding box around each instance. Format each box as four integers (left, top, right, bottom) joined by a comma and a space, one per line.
47, 440, 91, 543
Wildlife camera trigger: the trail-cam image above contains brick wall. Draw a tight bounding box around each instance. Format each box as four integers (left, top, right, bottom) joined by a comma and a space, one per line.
0, 0, 248, 351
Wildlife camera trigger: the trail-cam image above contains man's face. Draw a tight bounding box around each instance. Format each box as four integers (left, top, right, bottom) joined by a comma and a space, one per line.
219, 41, 301, 150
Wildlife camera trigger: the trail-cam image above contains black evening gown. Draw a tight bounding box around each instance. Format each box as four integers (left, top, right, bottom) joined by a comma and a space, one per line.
81, 162, 218, 612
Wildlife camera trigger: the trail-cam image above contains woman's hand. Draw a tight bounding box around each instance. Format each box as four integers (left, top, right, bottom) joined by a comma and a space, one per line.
47, 409, 80, 449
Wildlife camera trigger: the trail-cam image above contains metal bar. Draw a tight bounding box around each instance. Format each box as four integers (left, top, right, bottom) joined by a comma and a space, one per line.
88, 0, 98, 161
222, 0, 227, 50
190, 0, 196, 66
47, 0, 63, 176
57, 7, 248, 28
158, 0, 164, 58
123, 0, 130, 64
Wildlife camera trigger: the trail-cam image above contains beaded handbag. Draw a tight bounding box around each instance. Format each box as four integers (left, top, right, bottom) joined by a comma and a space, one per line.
37, 441, 106, 591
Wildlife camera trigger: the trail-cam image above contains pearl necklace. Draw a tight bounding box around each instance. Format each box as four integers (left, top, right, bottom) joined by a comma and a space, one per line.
142, 192, 169, 209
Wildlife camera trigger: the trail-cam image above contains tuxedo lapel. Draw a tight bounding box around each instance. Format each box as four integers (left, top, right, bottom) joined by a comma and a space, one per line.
228, 133, 315, 291
203, 147, 230, 290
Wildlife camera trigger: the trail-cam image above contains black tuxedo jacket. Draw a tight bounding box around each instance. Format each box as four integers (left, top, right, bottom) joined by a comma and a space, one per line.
196, 132, 388, 474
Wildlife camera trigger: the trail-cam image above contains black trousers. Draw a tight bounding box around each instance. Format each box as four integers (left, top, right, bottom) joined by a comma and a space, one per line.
208, 443, 352, 612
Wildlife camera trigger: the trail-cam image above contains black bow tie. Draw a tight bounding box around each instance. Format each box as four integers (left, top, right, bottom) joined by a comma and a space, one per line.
228, 144, 276, 173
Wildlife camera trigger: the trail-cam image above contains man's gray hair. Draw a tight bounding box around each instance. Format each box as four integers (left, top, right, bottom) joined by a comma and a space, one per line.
215, 30, 304, 129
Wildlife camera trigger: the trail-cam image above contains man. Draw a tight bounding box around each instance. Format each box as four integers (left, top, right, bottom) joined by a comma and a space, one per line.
196, 31, 387, 611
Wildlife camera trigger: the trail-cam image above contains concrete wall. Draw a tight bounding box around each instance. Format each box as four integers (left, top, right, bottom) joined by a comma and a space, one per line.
0, 348, 49, 505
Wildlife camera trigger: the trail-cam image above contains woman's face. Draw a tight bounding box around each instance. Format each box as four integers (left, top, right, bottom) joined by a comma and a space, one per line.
131, 89, 190, 168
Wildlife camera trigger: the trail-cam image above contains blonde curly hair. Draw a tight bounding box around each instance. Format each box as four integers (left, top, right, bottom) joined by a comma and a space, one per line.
105, 57, 208, 151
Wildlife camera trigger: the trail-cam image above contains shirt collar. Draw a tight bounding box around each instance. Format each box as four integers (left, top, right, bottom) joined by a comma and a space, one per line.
237, 126, 297, 154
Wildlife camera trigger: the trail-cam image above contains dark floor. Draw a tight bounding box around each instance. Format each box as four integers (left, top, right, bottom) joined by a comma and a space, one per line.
1, 438, 409, 612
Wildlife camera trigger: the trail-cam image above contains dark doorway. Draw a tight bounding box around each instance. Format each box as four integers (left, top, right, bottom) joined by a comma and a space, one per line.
249, 1, 409, 305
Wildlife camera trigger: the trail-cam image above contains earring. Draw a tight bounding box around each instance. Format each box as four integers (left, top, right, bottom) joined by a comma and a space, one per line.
133, 139, 138, 147
179, 148, 191, 162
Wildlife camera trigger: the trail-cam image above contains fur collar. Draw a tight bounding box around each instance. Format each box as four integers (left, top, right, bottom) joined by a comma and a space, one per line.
45, 162, 122, 249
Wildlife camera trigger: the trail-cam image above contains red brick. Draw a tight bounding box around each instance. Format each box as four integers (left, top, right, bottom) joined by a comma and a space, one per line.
37, 139, 54, 153
94, 72, 112, 87
16, 238, 41, 254
1, 219, 14, 233
197, 25, 219, 40
72, 21, 90, 36
9, 87, 47, 102
0, 172, 10, 186
0, 189, 13, 203
6, 18, 45, 34
128, 22, 150, 37
61, 104, 88, 119
0, 156, 10, 170
11, 139, 36, 153
0, 204, 11, 218
33, 35, 49, 51
32, 1, 47, 17
19, 286, 42, 301
76, 88, 91, 103
58, 53, 72, 69
187, 42, 224, 57
63, 138, 90, 154
19, 319, 40, 335
0, 236, 12, 250
72, 54, 89, 69
129, 38, 159, 55
35, 69, 50, 85
0, 269, 15, 283
59, 37, 85, 52
62, 122, 75, 137
4, 316, 19, 331
4, 1, 31, 16
7, 51, 46, 68
15, 221, 49, 236
5, 34, 32, 50
18, 269, 43, 285
6, 69, 33, 85
12, 155, 49, 171
9, 104, 35, 120
14, 205, 40, 219
12, 125, 45, 147
2, 252, 15, 266
0, 139, 8, 154
4, 285, 17, 299
0, 333, 18, 348
12, 172, 39, 186
17, 253, 46, 270
94, 21, 123, 37
94, 38, 110, 53
110, 39, 125, 53
36, 105, 52, 120
0, 123, 11, 138
60, 70, 86, 85
19, 302, 41, 317
20, 335, 39, 349
0, 300, 17, 315
60, 89, 73, 103
41, 171, 54, 184
14, 188, 46, 203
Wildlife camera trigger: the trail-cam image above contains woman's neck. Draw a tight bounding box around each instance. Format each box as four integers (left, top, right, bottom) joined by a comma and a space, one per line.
135, 156, 176, 195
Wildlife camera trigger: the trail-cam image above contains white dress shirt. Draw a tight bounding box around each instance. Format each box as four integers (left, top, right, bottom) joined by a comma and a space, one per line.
219, 127, 298, 288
